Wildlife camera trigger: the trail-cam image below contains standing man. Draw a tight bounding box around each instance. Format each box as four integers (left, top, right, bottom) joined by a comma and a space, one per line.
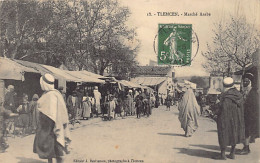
213, 77, 245, 160
16, 93, 30, 136
127, 90, 134, 116
166, 95, 171, 111
76, 86, 84, 117
135, 96, 143, 119
34, 74, 71, 163
93, 86, 101, 117
4, 85, 16, 113
196, 92, 203, 115
239, 74, 259, 155
29, 94, 39, 133
67, 91, 80, 124
0, 97, 18, 153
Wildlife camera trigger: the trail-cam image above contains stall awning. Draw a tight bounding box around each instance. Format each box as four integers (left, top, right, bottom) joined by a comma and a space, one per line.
77, 70, 109, 79
13, 59, 52, 75
0, 57, 38, 80
1, 57, 106, 84
127, 81, 143, 88
119, 80, 142, 88
66, 71, 105, 84
131, 77, 166, 86
42, 65, 82, 82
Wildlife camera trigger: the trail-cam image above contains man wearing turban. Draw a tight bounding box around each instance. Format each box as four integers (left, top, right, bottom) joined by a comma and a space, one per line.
213, 77, 245, 160
33, 74, 71, 163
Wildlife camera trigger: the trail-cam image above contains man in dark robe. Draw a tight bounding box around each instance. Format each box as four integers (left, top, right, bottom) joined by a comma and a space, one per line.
67, 91, 80, 125
214, 77, 245, 160
239, 72, 259, 155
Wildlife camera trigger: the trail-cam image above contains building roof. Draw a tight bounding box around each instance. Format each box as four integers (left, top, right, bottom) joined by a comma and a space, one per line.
132, 66, 171, 77
131, 77, 166, 86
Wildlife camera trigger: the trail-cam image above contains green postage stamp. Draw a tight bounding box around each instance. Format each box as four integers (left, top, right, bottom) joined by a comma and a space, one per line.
158, 24, 192, 66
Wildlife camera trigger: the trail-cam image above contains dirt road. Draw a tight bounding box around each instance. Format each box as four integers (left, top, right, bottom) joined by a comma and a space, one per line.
1, 105, 259, 163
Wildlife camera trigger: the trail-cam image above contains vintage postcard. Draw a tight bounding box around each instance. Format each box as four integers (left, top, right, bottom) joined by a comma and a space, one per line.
0, 0, 259, 163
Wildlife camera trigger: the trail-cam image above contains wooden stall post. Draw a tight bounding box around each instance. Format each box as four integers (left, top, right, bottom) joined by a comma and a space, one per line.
0, 79, 5, 104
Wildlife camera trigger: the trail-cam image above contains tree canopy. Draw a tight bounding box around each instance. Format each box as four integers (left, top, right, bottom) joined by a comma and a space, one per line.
190, 76, 207, 88
202, 15, 260, 77
0, 0, 139, 77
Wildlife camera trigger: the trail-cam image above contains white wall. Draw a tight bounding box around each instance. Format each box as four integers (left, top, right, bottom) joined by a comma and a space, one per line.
210, 76, 223, 91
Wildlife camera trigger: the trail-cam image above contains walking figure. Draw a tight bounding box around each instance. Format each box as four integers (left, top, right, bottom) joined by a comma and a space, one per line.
34, 74, 71, 163
163, 27, 187, 63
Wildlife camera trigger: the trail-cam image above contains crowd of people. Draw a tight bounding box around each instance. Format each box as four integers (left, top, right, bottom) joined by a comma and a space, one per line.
175, 74, 259, 160
3, 86, 40, 137
1, 72, 259, 162
1, 78, 158, 138
0, 73, 158, 162
64, 85, 155, 124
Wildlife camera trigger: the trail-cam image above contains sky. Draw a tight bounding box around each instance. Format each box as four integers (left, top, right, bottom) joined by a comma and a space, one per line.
119, 0, 260, 77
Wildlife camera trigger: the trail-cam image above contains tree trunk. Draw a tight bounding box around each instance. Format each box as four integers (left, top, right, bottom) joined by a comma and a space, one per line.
240, 66, 246, 92
99, 67, 105, 76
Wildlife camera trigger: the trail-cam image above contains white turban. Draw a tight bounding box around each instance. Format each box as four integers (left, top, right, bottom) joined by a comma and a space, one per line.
40, 74, 55, 91
223, 77, 234, 88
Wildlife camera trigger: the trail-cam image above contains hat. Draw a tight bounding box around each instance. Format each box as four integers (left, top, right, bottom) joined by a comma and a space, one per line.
32, 94, 39, 100
129, 90, 132, 93
82, 96, 87, 101
223, 77, 234, 88
94, 86, 98, 90
42, 74, 55, 85
7, 85, 14, 90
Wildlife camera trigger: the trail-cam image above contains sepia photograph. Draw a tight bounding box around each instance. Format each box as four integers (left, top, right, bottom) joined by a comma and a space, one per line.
0, 0, 259, 162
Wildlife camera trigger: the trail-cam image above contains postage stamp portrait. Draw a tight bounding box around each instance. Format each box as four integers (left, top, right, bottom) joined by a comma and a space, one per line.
158, 24, 192, 66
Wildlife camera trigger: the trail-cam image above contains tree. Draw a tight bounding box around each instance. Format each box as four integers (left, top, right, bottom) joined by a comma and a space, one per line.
0, 0, 139, 75
190, 76, 207, 88
68, 0, 139, 75
202, 15, 260, 80
0, 0, 72, 66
